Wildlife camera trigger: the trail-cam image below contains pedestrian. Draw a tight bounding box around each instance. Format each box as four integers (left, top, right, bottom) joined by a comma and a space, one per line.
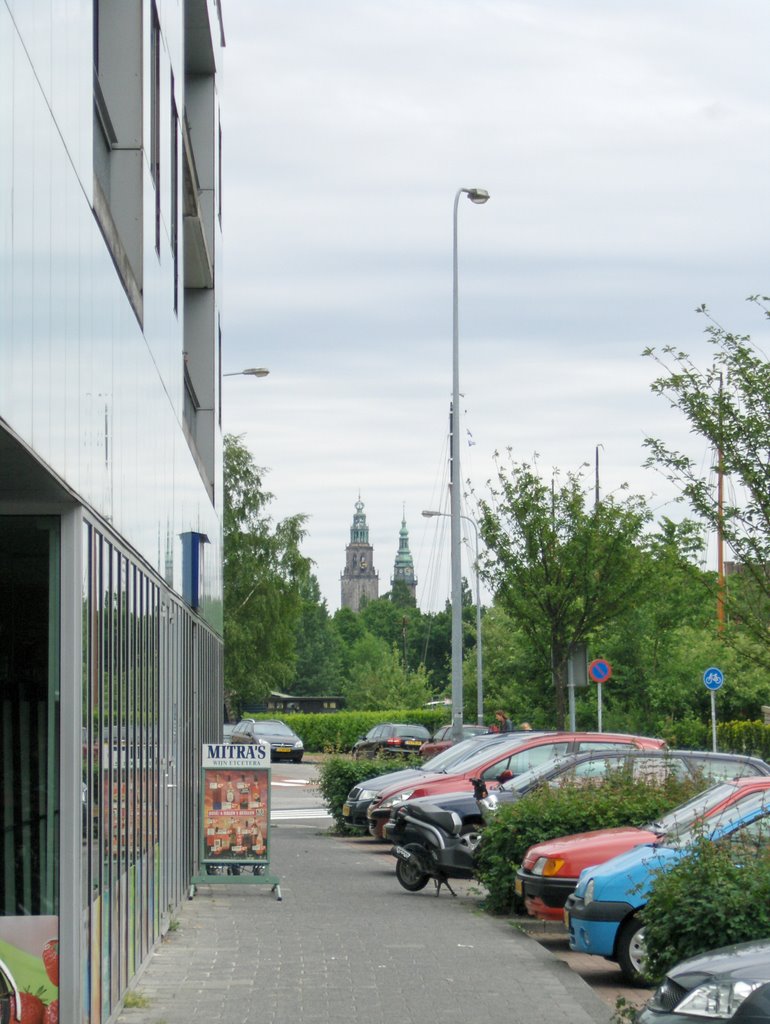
494, 710, 513, 733
518, 721, 533, 731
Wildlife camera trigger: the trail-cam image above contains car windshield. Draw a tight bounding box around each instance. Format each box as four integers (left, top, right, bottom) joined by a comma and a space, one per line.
422, 734, 515, 773
254, 721, 294, 736
394, 725, 430, 739
498, 755, 581, 793
649, 781, 739, 839
435, 734, 544, 774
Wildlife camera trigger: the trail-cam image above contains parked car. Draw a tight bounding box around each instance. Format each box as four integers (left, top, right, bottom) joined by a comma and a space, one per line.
223, 722, 237, 742
517, 761, 770, 923
342, 733, 516, 830
638, 938, 770, 1023
366, 731, 667, 838
230, 718, 305, 763
351, 723, 431, 759
419, 723, 491, 759
383, 748, 770, 843
564, 778, 770, 980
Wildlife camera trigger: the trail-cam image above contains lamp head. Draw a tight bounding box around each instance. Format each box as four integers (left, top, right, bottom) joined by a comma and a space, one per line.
421, 510, 441, 518
242, 367, 270, 377
465, 188, 490, 205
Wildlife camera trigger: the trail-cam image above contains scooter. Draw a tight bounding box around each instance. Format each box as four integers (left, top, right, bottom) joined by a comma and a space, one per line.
389, 778, 488, 896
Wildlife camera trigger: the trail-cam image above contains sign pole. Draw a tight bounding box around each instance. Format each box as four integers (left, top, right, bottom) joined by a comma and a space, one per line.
597, 683, 602, 732
711, 691, 717, 752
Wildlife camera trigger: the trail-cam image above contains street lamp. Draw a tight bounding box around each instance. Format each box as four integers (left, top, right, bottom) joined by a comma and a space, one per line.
423, 509, 484, 725
450, 186, 490, 741
223, 367, 270, 378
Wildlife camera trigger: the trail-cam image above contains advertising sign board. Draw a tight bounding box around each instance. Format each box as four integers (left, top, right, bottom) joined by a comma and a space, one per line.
190, 743, 282, 899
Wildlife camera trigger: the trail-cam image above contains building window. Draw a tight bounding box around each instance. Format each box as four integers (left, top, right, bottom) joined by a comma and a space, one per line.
171, 77, 179, 313
150, 3, 161, 254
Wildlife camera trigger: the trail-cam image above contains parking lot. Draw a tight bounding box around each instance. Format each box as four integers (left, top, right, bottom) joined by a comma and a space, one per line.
273, 759, 654, 1016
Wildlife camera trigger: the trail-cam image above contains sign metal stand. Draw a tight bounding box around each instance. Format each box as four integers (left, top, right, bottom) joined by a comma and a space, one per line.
189, 742, 282, 900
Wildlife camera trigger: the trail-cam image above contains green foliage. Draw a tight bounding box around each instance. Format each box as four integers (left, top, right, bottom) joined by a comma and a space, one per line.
645, 299, 770, 666
660, 718, 770, 760
476, 456, 652, 728
316, 754, 422, 829
641, 833, 770, 983
224, 435, 311, 709
475, 773, 701, 916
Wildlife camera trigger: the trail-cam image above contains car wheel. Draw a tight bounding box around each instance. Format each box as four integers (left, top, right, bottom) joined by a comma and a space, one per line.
616, 915, 647, 983
395, 845, 430, 892
292, 753, 303, 763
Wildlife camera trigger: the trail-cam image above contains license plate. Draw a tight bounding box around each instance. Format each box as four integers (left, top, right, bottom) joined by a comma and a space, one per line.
342, 803, 350, 817
394, 846, 411, 860
405, 740, 420, 747
563, 909, 570, 930
276, 746, 291, 753
515, 877, 523, 896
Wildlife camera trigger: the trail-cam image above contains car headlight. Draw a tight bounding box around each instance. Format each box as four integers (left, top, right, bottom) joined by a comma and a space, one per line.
358, 789, 377, 801
379, 790, 414, 810
532, 857, 565, 877
672, 980, 762, 1019
582, 879, 595, 907
293, 740, 303, 749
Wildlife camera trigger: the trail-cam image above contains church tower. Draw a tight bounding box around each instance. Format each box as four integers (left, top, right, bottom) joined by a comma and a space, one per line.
391, 511, 417, 603
340, 497, 379, 611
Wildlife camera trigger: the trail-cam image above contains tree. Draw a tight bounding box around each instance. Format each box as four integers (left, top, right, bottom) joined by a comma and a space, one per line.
476, 455, 652, 728
644, 298, 770, 663
292, 575, 345, 696
223, 434, 311, 712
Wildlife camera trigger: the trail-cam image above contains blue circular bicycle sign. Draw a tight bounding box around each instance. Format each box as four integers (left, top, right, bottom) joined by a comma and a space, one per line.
703, 667, 724, 691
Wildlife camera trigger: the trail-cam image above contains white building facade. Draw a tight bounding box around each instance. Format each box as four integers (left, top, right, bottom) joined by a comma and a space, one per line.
0, 2, 225, 1021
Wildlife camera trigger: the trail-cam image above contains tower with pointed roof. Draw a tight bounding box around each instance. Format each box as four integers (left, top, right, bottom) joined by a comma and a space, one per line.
340, 497, 379, 611
391, 510, 417, 603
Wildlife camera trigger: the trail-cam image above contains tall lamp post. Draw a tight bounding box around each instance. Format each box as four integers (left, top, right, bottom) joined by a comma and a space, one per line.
450, 187, 489, 741
423, 509, 484, 725
223, 367, 270, 378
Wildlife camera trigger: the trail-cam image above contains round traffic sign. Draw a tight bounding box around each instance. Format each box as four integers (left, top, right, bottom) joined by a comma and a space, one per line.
704, 667, 724, 691
588, 658, 612, 683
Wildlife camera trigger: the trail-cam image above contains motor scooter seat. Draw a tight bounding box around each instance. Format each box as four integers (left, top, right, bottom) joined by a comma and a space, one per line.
406, 801, 463, 835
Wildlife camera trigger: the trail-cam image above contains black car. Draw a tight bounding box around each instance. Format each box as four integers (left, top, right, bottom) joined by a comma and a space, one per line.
638, 938, 770, 1023
230, 718, 305, 763
351, 723, 431, 760
381, 748, 770, 840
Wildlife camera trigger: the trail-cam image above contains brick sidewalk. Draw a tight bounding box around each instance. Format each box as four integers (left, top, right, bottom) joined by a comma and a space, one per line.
117, 822, 613, 1024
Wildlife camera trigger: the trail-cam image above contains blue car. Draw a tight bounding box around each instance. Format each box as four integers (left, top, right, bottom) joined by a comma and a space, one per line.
564, 786, 770, 981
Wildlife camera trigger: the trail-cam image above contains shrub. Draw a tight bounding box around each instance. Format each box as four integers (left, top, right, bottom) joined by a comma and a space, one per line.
475, 772, 701, 915
641, 832, 770, 982
316, 754, 422, 830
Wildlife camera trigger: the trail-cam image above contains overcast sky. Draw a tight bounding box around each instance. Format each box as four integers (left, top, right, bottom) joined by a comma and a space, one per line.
220, 0, 770, 613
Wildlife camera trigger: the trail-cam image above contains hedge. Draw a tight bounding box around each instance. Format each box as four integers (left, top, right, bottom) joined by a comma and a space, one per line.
237, 709, 453, 753
315, 754, 423, 830
236, 710, 770, 759
475, 772, 702, 916
660, 718, 770, 759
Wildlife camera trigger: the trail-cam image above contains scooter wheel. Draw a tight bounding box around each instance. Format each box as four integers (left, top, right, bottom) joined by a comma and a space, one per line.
395, 846, 431, 892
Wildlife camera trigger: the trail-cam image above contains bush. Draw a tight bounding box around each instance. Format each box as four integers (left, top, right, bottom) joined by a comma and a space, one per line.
316, 754, 423, 830
659, 719, 770, 759
641, 832, 770, 983
475, 772, 701, 915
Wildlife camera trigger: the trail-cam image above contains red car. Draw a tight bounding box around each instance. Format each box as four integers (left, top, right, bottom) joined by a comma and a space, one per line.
516, 772, 770, 922
419, 724, 491, 759
366, 731, 666, 838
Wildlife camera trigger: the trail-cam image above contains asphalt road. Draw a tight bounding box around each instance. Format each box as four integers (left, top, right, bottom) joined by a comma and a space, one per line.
268, 758, 653, 1017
